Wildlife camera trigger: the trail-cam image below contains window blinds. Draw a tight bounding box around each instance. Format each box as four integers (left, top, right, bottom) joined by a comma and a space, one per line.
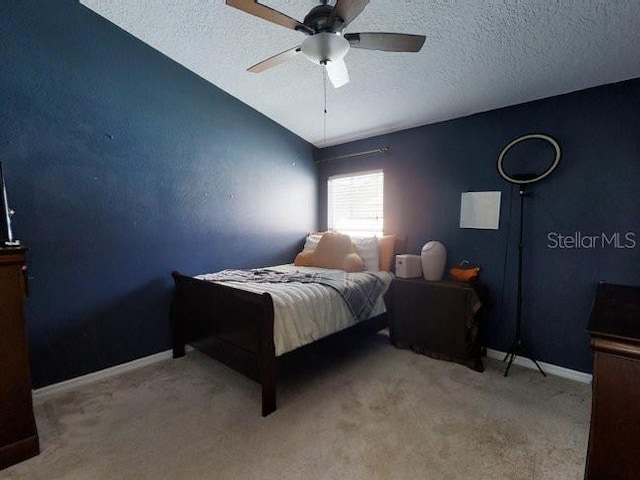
327, 170, 383, 237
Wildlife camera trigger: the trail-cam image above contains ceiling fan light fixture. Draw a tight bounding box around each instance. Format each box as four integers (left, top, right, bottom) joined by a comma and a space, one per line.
301, 32, 350, 65
325, 58, 350, 88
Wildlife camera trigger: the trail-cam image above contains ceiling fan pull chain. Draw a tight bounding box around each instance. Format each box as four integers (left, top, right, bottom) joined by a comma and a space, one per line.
323, 67, 328, 147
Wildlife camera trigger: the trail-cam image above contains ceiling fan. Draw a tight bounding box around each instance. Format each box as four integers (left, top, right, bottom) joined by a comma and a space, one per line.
226, 0, 426, 88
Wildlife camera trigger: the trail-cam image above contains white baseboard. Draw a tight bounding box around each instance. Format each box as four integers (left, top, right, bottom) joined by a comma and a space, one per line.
485, 348, 592, 384
33, 348, 178, 399
32, 345, 591, 399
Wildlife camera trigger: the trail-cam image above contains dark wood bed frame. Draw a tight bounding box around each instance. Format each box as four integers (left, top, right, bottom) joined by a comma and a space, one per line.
170, 271, 389, 416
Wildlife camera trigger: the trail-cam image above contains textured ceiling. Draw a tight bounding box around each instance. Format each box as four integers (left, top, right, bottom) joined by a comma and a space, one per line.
79, 0, 640, 147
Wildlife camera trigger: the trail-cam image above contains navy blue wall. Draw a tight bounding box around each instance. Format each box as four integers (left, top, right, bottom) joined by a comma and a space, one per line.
317, 79, 640, 373
3, 0, 638, 385
1, 0, 317, 387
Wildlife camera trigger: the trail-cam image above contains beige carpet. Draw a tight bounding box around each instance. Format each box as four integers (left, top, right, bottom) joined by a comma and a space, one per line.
2, 332, 591, 479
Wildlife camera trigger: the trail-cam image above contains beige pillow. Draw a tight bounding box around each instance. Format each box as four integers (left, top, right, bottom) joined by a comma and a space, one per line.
294, 233, 364, 272
378, 234, 396, 271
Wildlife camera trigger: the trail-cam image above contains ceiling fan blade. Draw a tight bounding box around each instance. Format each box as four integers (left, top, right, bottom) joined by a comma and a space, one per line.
325, 58, 350, 88
344, 33, 426, 52
248, 46, 301, 73
226, 0, 313, 34
331, 0, 370, 30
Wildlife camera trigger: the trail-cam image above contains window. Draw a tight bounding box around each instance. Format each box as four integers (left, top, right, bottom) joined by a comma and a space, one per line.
327, 170, 383, 237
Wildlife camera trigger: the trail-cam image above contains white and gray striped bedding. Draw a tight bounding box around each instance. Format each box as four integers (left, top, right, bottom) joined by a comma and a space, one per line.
196, 264, 393, 356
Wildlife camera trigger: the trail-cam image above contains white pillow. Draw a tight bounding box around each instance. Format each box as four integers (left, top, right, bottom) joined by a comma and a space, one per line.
303, 233, 323, 252
352, 236, 380, 271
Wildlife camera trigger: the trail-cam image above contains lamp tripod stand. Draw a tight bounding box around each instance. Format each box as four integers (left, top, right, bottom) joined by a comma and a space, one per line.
502, 184, 546, 377
497, 133, 561, 378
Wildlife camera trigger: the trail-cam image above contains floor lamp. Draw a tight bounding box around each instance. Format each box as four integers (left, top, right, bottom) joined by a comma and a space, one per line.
497, 134, 561, 377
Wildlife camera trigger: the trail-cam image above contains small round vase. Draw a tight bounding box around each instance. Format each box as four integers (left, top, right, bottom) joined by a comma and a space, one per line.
421, 241, 447, 281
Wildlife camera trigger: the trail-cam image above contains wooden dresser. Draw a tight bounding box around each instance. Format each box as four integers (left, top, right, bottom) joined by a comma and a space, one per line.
0, 247, 39, 470
586, 282, 640, 479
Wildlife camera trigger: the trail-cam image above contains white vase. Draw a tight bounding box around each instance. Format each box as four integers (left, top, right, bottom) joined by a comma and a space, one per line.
421, 241, 447, 281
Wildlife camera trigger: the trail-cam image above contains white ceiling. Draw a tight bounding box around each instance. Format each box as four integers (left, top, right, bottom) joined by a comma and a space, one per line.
80, 1, 640, 147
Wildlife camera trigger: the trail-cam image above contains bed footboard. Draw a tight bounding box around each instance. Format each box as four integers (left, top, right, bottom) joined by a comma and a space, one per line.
170, 271, 277, 416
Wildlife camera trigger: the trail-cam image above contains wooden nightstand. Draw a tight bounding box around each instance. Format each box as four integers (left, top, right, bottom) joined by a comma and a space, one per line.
389, 278, 484, 371
0, 247, 39, 470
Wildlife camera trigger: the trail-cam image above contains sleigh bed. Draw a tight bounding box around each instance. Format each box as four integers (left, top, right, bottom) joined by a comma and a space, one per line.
170, 263, 394, 416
